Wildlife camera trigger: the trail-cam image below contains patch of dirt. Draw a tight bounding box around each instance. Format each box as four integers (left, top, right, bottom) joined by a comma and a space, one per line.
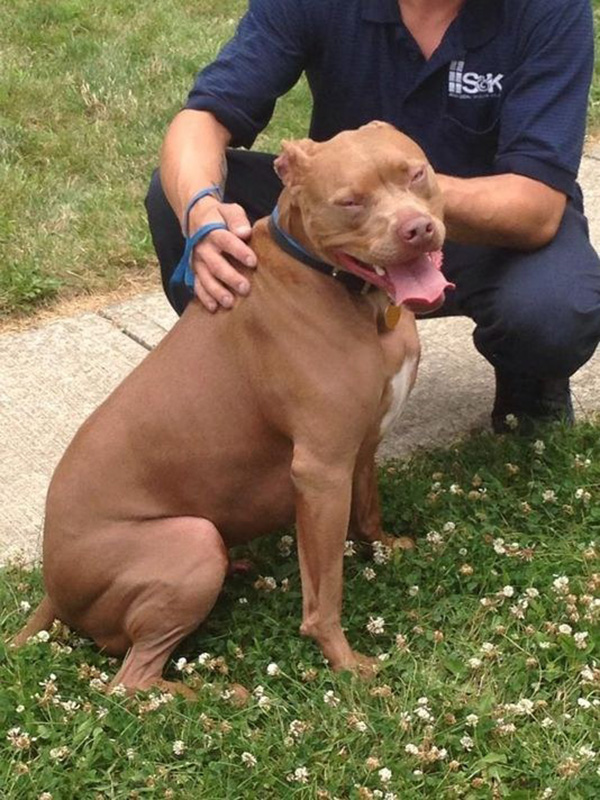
0, 273, 162, 335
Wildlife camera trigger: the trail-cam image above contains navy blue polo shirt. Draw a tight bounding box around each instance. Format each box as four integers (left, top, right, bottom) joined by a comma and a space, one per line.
186, 0, 594, 198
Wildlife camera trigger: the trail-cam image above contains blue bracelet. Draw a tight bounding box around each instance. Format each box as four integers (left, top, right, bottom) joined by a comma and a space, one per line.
169, 185, 227, 303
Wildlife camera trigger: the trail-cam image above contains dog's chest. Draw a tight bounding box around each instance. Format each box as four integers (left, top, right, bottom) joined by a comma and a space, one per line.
379, 356, 418, 437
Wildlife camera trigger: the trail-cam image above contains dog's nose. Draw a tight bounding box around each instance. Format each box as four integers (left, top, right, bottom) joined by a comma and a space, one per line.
398, 215, 435, 246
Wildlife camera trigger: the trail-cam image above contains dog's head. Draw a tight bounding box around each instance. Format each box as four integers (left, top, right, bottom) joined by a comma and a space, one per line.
274, 121, 452, 312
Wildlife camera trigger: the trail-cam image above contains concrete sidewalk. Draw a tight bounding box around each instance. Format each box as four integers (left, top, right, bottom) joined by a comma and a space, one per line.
3, 151, 600, 565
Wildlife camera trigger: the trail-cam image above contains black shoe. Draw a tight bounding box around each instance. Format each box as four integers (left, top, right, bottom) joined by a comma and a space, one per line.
491, 369, 574, 434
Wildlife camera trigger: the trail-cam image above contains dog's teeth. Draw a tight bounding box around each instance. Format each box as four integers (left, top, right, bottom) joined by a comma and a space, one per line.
374, 266, 386, 277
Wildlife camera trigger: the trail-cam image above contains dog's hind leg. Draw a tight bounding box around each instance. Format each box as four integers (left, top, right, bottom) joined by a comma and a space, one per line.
73, 517, 229, 697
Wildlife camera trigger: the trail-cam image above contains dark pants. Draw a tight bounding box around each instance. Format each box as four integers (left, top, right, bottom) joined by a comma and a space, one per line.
146, 150, 600, 380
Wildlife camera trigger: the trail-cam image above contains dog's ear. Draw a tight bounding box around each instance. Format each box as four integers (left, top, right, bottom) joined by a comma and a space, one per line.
274, 139, 317, 187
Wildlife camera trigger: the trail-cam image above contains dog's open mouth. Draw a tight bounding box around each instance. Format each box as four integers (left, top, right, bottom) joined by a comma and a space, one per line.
334, 250, 454, 314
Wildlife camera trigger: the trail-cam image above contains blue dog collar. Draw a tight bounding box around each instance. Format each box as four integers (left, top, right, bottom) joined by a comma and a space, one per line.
268, 206, 371, 295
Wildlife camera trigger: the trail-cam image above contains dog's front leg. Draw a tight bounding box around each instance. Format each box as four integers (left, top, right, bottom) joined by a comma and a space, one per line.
291, 447, 376, 675
350, 446, 415, 551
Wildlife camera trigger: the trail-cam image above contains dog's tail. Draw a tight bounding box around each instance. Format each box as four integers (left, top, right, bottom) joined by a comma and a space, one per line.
10, 594, 56, 647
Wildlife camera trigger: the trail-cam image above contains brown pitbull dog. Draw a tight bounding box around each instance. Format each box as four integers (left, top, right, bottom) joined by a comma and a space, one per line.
14, 121, 451, 693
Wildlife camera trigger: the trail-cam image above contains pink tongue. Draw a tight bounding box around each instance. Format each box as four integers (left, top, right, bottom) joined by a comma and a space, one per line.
387, 251, 454, 312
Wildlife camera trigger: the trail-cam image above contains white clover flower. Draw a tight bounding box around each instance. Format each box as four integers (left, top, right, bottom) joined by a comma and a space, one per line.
373, 541, 391, 565
278, 534, 294, 556
505, 413, 519, 430
257, 695, 271, 710
460, 735, 474, 751
19, 600, 31, 613
480, 642, 498, 656
449, 484, 461, 494
172, 740, 186, 756
323, 690, 340, 707
533, 439, 546, 455
578, 745, 596, 759
541, 717, 554, 728
198, 652, 211, 665
493, 538, 507, 555
501, 585, 515, 598
367, 616, 385, 635
35, 630, 50, 642
253, 575, 277, 591
408, 585, 419, 597
266, 662, 280, 677
574, 632, 589, 650
363, 566, 377, 582
525, 588, 540, 599
443, 521, 456, 533
468, 657, 483, 669
379, 767, 392, 784
287, 766, 310, 783
558, 624, 572, 636
426, 531, 444, 547
415, 706, 434, 723
6, 727, 35, 750
49, 746, 70, 761
238, 596, 248, 604
405, 743, 420, 755
465, 713, 479, 727
577, 698, 592, 710
241, 751, 257, 768
542, 489, 556, 504
354, 720, 368, 732
552, 576, 570, 594
289, 719, 308, 738
344, 540, 356, 557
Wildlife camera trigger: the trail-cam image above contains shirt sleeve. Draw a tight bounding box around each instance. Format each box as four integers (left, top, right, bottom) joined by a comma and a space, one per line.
185, 0, 314, 148
494, 0, 594, 197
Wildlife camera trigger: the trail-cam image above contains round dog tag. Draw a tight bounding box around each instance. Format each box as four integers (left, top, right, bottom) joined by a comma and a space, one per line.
384, 305, 402, 330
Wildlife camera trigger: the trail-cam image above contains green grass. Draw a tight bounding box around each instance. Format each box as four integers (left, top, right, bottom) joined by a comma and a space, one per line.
2, 421, 600, 798
1, 0, 600, 316
0, 0, 308, 317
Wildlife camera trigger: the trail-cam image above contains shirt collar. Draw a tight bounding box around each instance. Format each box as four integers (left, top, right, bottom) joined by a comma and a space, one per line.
361, 0, 503, 49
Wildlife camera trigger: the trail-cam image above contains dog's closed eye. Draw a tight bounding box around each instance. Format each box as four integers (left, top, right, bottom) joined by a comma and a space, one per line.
334, 196, 365, 209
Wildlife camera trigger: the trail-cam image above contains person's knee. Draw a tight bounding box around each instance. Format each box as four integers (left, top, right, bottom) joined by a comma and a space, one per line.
476, 288, 600, 379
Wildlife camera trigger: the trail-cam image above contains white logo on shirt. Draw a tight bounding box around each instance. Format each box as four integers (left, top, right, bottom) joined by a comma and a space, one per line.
448, 60, 504, 97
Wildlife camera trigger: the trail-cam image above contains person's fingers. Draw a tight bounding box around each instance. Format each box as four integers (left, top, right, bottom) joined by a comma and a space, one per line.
209, 228, 257, 268
193, 276, 218, 312
198, 245, 250, 297
219, 203, 252, 239
195, 264, 235, 309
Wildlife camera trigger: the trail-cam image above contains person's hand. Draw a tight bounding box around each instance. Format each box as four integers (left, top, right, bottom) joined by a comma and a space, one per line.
187, 197, 257, 311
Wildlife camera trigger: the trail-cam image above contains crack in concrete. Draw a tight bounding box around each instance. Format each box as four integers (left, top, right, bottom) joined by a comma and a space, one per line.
97, 311, 153, 352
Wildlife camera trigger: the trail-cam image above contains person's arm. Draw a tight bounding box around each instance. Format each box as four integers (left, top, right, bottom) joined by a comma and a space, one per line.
160, 110, 256, 312
439, 0, 591, 253
160, 0, 315, 311
437, 173, 567, 250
